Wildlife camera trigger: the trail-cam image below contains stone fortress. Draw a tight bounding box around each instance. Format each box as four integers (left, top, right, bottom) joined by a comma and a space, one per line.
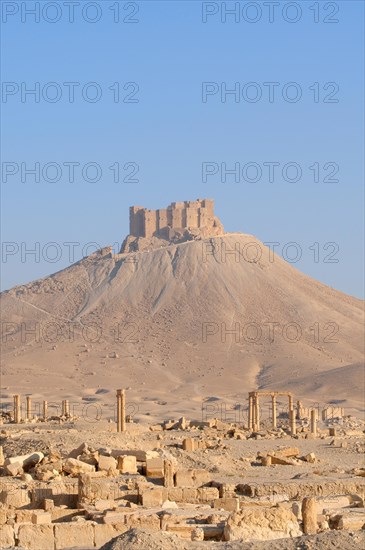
121, 199, 224, 253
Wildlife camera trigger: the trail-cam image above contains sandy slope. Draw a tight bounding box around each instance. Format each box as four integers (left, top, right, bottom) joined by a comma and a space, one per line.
0, 233, 364, 420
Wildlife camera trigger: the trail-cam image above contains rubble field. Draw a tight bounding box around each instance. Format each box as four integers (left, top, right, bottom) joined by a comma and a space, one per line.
0, 412, 364, 550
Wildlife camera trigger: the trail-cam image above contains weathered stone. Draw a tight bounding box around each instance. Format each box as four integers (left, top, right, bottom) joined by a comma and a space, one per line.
302, 497, 317, 534
141, 488, 166, 507
117, 455, 137, 474
0, 483, 31, 507
164, 459, 174, 488
67, 443, 89, 458
43, 498, 55, 511
267, 454, 297, 466
165, 523, 195, 539
5, 461, 24, 476
191, 527, 204, 541
126, 512, 160, 530
0, 524, 14, 548
5, 452, 44, 470
183, 438, 196, 451
18, 524, 54, 550
63, 458, 95, 475
0, 508, 7, 524
303, 452, 316, 463
197, 487, 219, 502
98, 455, 117, 472
102, 510, 128, 524
214, 497, 240, 512
224, 506, 302, 541
54, 522, 94, 549
175, 468, 211, 487
31, 511, 52, 524
274, 447, 300, 457
337, 513, 365, 530
146, 457, 164, 478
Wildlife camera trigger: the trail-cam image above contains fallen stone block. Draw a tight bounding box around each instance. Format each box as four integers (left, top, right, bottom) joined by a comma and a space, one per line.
273, 447, 300, 458
114, 449, 159, 462
63, 458, 95, 476
5, 461, 23, 476
31, 511, 52, 524
146, 457, 164, 478
18, 524, 54, 550
224, 506, 302, 541
117, 455, 137, 474
267, 454, 298, 466
5, 452, 44, 470
338, 514, 365, 530
316, 495, 351, 513
98, 455, 117, 472
102, 510, 128, 524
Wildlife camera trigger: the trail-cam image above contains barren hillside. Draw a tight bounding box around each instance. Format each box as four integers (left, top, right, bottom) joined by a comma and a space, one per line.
1, 233, 364, 419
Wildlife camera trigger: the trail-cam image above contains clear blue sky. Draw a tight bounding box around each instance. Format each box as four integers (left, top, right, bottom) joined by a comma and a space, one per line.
1, 0, 364, 298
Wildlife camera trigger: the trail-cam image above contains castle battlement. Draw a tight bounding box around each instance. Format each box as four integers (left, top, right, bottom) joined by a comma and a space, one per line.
129, 198, 216, 239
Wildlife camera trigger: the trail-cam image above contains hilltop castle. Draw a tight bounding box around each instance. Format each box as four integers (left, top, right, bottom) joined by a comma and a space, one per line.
120, 199, 224, 253
129, 199, 217, 239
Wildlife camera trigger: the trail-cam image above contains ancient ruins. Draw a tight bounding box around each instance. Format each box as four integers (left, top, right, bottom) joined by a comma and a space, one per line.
120, 199, 225, 253
0, 390, 364, 550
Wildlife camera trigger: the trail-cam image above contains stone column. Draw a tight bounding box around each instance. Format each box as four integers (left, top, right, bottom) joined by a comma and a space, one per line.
302, 497, 317, 534
13, 395, 20, 424
310, 409, 317, 435
43, 401, 48, 421
255, 395, 260, 431
288, 394, 293, 412
289, 409, 296, 435
271, 395, 277, 429
64, 400, 70, 417
248, 395, 253, 430
116, 389, 126, 432
163, 459, 174, 488
296, 400, 302, 420
26, 396, 32, 421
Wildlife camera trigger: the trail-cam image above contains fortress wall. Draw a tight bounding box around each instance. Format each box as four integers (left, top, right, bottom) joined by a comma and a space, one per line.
144, 210, 157, 238
171, 207, 183, 227
185, 206, 199, 227
157, 209, 168, 231
130, 206, 145, 237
